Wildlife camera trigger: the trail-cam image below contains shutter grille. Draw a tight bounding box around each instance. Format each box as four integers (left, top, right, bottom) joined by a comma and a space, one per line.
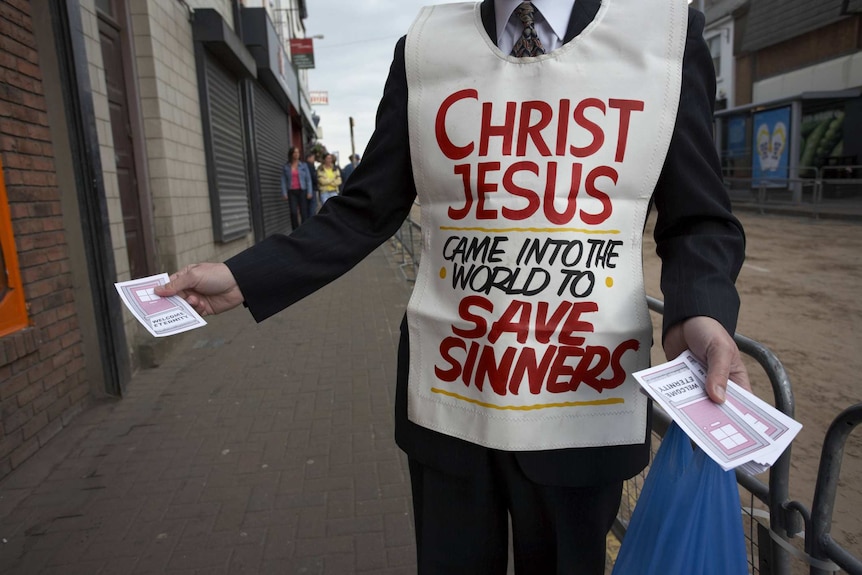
205, 53, 250, 241
253, 83, 292, 236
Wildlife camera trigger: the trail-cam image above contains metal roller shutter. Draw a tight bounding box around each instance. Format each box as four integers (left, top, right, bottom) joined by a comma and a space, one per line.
252, 83, 291, 236
205, 53, 250, 242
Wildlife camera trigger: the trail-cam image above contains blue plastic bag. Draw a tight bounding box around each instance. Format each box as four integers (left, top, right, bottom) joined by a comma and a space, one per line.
611, 423, 749, 575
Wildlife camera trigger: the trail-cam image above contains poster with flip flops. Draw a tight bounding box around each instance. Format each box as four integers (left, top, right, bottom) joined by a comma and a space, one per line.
752, 106, 790, 187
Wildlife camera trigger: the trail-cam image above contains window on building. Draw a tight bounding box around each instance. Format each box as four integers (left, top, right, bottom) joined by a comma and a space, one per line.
95, 0, 113, 17
707, 35, 722, 79
0, 157, 28, 338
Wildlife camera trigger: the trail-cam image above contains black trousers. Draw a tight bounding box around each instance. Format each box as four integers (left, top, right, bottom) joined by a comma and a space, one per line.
287, 188, 310, 229
409, 454, 622, 575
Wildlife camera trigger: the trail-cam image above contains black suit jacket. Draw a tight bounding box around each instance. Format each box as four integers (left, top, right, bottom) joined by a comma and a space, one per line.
226, 1, 745, 487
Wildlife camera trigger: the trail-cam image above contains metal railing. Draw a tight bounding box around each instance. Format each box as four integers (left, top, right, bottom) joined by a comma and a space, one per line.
721, 165, 862, 219
389, 209, 862, 575
615, 298, 861, 575
808, 404, 862, 575
391, 200, 422, 282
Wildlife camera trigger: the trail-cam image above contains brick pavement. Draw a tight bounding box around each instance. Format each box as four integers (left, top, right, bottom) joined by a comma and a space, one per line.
0, 245, 418, 574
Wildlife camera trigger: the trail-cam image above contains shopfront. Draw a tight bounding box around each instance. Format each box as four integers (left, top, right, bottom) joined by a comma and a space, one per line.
715, 89, 862, 201
243, 7, 300, 239
716, 89, 861, 178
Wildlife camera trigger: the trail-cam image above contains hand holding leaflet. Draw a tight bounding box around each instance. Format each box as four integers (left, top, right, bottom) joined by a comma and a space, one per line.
115, 273, 207, 338
633, 350, 801, 474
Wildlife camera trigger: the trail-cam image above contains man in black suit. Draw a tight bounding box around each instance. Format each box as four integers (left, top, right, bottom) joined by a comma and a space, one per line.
157, 1, 749, 572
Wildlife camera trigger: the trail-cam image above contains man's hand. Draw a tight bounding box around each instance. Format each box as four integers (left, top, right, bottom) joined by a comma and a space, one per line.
663, 316, 751, 403
154, 263, 244, 316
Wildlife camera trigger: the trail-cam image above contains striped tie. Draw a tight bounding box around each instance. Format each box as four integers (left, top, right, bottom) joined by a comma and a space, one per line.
510, 2, 545, 57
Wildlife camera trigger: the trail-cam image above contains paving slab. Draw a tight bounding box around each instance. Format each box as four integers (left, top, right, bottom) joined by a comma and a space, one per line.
0, 245, 416, 575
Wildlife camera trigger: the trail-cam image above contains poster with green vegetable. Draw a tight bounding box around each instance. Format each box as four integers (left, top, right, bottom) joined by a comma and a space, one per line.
800, 109, 844, 169
752, 107, 790, 186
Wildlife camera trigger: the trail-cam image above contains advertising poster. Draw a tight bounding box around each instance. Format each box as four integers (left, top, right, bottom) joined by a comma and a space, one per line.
726, 115, 748, 160
752, 106, 790, 186
722, 115, 749, 177
800, 108, 844, 169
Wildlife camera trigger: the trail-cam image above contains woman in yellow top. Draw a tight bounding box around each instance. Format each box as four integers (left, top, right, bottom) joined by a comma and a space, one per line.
316, 154, 342, 205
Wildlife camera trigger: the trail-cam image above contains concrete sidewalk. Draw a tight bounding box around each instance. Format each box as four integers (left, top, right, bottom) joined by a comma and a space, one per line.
0, 245, 416, 574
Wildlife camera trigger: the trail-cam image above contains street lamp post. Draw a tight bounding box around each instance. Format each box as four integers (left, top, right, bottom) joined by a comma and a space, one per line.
349, 116, 356, 161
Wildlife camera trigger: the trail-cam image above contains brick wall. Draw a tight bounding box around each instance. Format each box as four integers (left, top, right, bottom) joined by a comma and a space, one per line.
0, 0, 91, 480
735, 53, 753, 107
755, 17, 861, 81
735, 15, 862, 106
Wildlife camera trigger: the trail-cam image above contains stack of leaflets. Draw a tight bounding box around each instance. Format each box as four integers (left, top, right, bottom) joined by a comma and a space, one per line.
633, 350, 801, 475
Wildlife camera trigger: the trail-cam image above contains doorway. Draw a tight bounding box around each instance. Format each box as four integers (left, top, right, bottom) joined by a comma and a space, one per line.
97, 0, 152, 279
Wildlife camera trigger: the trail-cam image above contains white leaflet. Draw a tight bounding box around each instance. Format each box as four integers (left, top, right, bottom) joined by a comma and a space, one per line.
634, 351, 801, 473
114, 273, 207, 338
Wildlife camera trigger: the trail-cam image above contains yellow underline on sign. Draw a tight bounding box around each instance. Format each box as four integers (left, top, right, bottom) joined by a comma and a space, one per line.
439, 226, 620, 234
431, 388, 625, 410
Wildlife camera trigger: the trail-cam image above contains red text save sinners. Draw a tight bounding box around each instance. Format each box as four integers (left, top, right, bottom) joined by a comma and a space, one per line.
435, 296, 640, 395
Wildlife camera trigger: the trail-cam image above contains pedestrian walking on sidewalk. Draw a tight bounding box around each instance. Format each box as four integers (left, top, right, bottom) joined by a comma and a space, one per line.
305, 151, 320, 215
340, 154, 360, 193
316, 153, 341, 205
282, 146, 314, 229
156, 1, 750, 573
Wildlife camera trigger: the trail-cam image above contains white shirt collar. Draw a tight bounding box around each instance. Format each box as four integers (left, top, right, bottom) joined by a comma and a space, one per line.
495, 0, 575, 47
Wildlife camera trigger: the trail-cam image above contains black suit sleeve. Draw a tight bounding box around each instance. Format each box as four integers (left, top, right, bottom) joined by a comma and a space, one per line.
225, 37, 416, 322
653, 8, 745, 339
